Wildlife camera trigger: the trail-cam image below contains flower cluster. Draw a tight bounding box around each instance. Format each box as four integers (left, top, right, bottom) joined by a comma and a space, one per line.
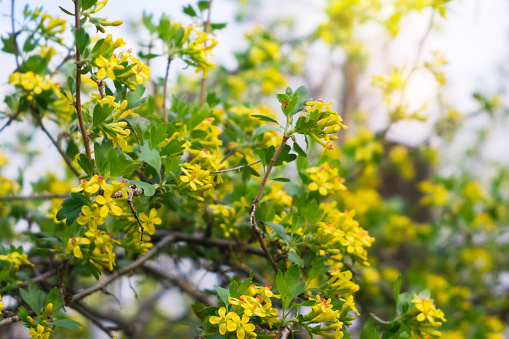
66, 230, 119, 271
9, 72, 58, 101
306, 163, 347, 196
404, 295, 447, 338
0, 251, 34, 271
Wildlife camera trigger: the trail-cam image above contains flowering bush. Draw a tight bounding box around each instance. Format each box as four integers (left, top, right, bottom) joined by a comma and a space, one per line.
0, 0, 507, 339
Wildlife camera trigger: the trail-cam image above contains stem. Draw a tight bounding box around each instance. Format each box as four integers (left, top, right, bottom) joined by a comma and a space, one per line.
199, 0, 213, 106
74, 0, 92, 160
0, 109, 22, 134
162, 56, 173, 123
249, 136, 289, 272
210, 160, 260, 173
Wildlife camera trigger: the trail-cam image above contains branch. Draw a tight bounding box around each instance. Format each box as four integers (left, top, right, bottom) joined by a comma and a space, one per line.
74, 0, 92, 160
0, 109, 22, 135
199, 0, 213, 106
32, 109, 81, 177
71, 304, 116, 338
162, 56, 173, 123
142, 262, 212, 306
69, 233, 176, 303
249, 136, 289, 272
127, 188, 145, 245
210, 160, 260, 174
51, 50, 75, 75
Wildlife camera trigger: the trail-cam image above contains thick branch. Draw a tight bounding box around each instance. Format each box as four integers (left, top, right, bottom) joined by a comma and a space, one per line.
74, 0, 92, 160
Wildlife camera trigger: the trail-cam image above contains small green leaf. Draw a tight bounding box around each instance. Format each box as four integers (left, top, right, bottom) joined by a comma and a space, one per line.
20, 285, 45, 315
77, 153, 94, 176
182, 5, 197, 17
188, 103, 210, 131
252, 114, 278, 124
75, 27, 89, 55
274, 145, 297, 166
198, 1, 210, 11
81, 0, 98, 11
288, 249, 304, 267
130, 180, 156, 196
293, 86, 309, 114
53, 319, 85, 331
360, 317, 381, 339
271, 177, 291, 182
213, 285, 230, 307
139, 145, 161, 173
160, 139, 186, 157
94, 140, 112, 176
264, 221, 291, 242
56, 194, 86, 226
109, 149, 140, 177
93, 103, 113, 126
164, 155, 181, 173
150, 124, 168, 149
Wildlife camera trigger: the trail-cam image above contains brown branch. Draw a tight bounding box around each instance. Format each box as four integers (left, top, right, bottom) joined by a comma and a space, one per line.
69, 233, 176, 303
127, 188, 145, 245
74, 0, 92, 160
32, 109, 81, 177
0, 109, 22, 134
97, 79, 105, 99
51, 50, 75, 76
71, 304, 116, 338
0, 314, 20, 328
199, 0, 213, 106
142, 262, 212, 306
249, 136, 289, 272
162, 56, 173, 123
210, 160, 260, 174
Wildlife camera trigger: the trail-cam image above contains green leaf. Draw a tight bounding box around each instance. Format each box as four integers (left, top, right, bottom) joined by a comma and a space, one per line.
252, 114, 278, 124
271, 177, 291, 182
1, 34, 16, 54
292, 86, 309, 114
81, 0, 98, 11
77, 153, 94, 176
276, 265, 305, 310
164, 155, 181, 174
264, 222, 291, 242
288, 249, 304, 267
75, 27, 90, 55
228, 280, 239, 299
93, 103, 113, 126
150, 124, 168, 149
182, 5, 197, 17
53, 319, 85, 331
125, 85, 147, 110
130, 180, 156, 196
17, 306, 30, 322
94, 140, 112, 176
274, 145, 297, 166
46, 287, 63, 310
293, 141, 307, 157
109, 149, 140, 177
394, 275, 402, 307
188, 103, 210, 131
20, 285, 45, 315
56, 194, 86, 226
360, 317, 381, 339
160, 139, 186, 157
58, 6, 74, 16
213, 285, 230, 307
277, 93, 291, 114
198, 1, 210, 11
139, 145, 161, 173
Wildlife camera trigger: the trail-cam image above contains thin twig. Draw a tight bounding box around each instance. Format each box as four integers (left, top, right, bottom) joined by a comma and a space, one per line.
210, 160, 260, 174
51, 50, 74, 75
127, 189, 144, 245
127, 126, 142, 152
74, 0, 92, 160
0, 109, 22, 134
162, 56, 173, 123
199, 0, 213, 106
249, 136, 289, 272
142, 262, 212, 306
97, 79, 105, 99
70, 233, 176, 303
71, 304, 115, 338
32, 109, 81, 177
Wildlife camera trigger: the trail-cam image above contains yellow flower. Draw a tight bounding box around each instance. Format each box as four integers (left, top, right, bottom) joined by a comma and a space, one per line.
226, 312, 256, 339
94, 55, 124, 80
66, 237, 91, 258
29, 324, 50, 339
307, 163, 346, 196
209, 307, 229, 335
95, 188, 123, 216
0, 294, 4, 310
0, 251, 34, 269
410, 295, 446, 324
77, 204, 106, 231
138, 208, 162, 235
